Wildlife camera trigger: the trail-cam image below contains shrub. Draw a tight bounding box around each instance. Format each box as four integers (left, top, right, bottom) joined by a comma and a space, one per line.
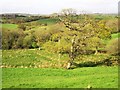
106, 38, 120, 55
23, 35, 33, 48
18, 24, 26, 31
43, 41, 58, 52
2, 30, 19, 49
32, 42, 38, 48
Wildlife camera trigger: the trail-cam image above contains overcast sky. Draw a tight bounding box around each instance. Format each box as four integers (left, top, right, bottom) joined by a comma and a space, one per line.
0, 0, 119, 14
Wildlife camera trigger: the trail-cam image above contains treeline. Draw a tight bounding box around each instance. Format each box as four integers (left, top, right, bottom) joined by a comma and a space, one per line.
1, 14, 51, 24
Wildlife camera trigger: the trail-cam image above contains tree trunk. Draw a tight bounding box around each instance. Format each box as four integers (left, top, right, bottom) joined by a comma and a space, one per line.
67, 51, 74, 69
67, 62, 72, 69
67, 35, 76, 69
95, 46, 98, 55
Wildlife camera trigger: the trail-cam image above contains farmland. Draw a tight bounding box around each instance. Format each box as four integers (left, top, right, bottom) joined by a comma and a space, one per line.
2, 24, 18, 30
37, 18, 59, 25
1, 11, 119, 88
2, 48, 118, 68
2, 47, 119, 88
2, 66, 118, 88
2, 49, 68, 68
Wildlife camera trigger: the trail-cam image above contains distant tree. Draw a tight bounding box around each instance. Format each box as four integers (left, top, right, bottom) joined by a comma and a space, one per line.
50, 13, 59, 18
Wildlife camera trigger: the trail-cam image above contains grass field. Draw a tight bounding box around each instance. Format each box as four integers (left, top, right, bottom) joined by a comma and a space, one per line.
37, 18, 59, 25
2, 66, 118, 88
111, 32, 120, 39
2, 49, 69, 68
3, 49, 115, 68
102, 32, 120, 45
2, 49, 118, 88
2, 24, 18, 30
1, 17, 119, 88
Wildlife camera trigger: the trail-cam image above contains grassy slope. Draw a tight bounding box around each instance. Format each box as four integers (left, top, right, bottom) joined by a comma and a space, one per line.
2, 24, 18, 30
2, 49, 69, 68
103, 32, 120, 45
111, 32, 120, 39
2, 49, 118, 88
37, 18, 59, 25
2, 49, 111, 68
2, 66, 118, 88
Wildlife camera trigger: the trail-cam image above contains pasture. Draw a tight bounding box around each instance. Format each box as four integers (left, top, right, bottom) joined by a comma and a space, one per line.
2, 66, 118, 88
2, 49, 118, 68
1, 13, 119, 88
112, 32, 120, 39
37, 18, 59, 25
2, 24, 18, 30
2, 49, 118, 88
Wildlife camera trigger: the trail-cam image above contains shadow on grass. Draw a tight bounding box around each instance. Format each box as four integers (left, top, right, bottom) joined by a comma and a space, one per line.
70, 57, 118, 69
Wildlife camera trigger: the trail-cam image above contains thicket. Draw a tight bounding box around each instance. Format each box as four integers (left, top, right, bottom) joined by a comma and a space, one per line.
1, 14, 51, 24
2, 24, 63, 50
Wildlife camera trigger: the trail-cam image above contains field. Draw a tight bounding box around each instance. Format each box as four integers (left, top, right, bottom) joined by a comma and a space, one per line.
37, 18, 59, 25
2, 24, 18, 30
112, 33, 120, 39
2, 49, 68, 68
2, 66, 118, 88
2, 49, 118, 68
1, 13, 119, 88
2, 49, 119, 88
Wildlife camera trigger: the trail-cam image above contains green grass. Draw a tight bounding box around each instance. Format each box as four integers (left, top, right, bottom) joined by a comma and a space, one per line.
2, 49, 118, 68
2, 66, 118, 88
111, 32, 120, 39
2, 24, 18, 30
3, 49, 113, 68
2, 49, 69, 68
37, 18, 59, 25
103, 32, 120, 44
2, 46, 118, 88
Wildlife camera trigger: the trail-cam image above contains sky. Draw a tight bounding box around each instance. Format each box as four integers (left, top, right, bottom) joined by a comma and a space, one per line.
0, 0, 119, 14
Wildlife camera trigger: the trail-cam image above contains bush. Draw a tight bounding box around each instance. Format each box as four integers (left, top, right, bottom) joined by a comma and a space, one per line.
2, 29, 26, 49
2, 30, 19, 49
23, 35, 34, 48
106, 38, 120, 55
18, 24, 26, 31
43, 41, 58, 53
